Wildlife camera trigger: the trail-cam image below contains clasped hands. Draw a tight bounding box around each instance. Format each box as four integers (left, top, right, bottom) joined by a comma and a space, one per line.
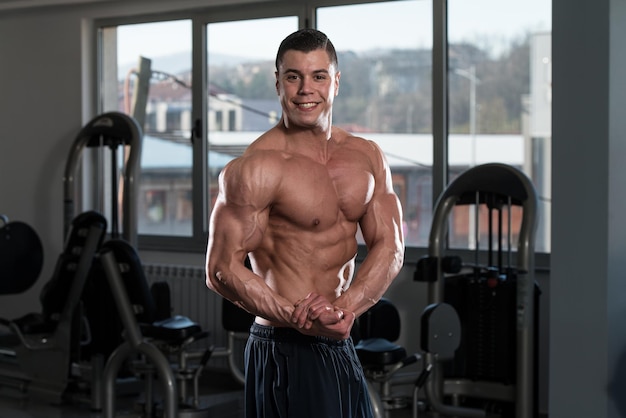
291, 292, 355, 340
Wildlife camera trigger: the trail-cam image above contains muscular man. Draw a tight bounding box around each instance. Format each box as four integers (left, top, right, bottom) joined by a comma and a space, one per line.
205, 28, 404, 418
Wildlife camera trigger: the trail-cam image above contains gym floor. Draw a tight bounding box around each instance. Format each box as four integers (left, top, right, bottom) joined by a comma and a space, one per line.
0, 368, 424, 418
0, 368, 242, 418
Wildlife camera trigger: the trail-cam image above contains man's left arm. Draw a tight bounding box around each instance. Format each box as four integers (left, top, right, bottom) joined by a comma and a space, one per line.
333, 141, 405, 318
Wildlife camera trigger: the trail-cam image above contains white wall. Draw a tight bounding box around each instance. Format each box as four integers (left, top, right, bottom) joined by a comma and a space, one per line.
0, 8, 85, 318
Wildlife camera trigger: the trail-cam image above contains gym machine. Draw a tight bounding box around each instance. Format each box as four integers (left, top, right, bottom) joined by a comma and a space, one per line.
415, 163, 540, 418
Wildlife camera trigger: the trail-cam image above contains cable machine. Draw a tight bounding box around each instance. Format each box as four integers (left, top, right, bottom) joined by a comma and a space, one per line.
415, 163, 540, 418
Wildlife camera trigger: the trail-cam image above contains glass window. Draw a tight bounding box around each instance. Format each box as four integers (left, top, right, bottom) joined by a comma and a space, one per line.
447, 0, 551, 252
206, 17, 298, 210
101, 20, 193, 237
317, 0, 433, 247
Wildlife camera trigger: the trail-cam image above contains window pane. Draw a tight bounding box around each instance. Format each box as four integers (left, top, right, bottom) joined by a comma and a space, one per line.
448, 0, 551, 252
317, 0, 433, 247
206, 17, 298, 209
102, 20, 193, 237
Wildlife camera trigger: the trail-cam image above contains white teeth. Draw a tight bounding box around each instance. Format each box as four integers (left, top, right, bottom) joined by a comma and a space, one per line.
298, 103, 316, 108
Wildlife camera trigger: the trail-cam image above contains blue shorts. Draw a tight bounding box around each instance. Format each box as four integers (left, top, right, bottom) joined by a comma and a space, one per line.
244, 323, 374, 418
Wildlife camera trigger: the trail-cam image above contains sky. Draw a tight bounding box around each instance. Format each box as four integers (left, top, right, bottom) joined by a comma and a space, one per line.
117, 0, 551, 67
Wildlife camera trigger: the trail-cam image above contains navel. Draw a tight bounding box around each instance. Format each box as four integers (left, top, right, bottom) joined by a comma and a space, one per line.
312, 218, 320, 226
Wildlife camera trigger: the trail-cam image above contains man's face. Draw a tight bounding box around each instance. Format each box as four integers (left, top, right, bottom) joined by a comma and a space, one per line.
275, 48, 340, 131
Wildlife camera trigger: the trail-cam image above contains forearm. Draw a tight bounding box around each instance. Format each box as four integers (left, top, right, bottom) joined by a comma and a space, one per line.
207, 264, 295, 326
333, 245, 404, 317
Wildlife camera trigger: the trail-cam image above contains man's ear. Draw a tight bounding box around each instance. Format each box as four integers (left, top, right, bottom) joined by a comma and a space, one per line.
334, 71, 341, 96
275, 71, 280, 95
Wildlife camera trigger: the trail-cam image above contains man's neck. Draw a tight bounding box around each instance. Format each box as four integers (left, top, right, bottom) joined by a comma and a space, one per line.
280, 120, 332, 141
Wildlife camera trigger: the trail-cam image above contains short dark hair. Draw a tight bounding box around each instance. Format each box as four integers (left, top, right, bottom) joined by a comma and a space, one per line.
275, 29, 338, 71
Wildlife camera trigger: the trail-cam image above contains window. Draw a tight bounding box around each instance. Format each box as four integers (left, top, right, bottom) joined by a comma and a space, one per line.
447, 0, 552, 252
96, 0, 551, 253
206, 16, 298, 210
317, 1, 433, 247
100, 20, 193, 238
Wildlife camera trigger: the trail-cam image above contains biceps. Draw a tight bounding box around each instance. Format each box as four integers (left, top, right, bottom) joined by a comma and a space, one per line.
360, 192, 404, 248
208, 202, 268, 262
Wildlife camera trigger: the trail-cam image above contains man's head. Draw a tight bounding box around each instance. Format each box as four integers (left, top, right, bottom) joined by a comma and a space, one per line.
274, 29, 340, 132
275, 29, 338, 72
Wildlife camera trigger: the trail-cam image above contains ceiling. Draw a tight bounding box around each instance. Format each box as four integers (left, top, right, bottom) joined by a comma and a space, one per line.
0, 0, 113, 12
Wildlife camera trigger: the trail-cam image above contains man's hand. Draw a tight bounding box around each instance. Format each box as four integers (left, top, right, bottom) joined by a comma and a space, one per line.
291, 292, 355, 340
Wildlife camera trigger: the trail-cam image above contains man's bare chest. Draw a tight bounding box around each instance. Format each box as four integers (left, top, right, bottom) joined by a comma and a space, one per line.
271, 155, 374, 228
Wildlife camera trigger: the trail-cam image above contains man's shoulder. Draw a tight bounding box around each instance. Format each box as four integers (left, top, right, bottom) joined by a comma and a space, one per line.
223, 130, 289, 182
333, 126, 373, 144
227, 149, 286, 178
240, 129, 287, 157
220, 150, 284, 201
333, 128, 383, 157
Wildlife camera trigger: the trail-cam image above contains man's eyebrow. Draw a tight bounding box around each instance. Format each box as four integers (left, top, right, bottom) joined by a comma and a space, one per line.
283, 68, 330, 75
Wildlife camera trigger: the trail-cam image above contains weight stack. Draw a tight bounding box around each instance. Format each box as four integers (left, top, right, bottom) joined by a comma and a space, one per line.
443, 271, 518, 384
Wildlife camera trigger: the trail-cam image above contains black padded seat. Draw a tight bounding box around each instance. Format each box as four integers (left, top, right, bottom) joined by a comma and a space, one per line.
354, 299, 421, 417
354, 298, 407, 368
141, 315, 207, 345
355, 338, 407, 367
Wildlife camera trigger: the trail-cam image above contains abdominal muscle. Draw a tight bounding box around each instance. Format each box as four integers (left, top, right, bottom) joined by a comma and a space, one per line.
250, 218, 358, 327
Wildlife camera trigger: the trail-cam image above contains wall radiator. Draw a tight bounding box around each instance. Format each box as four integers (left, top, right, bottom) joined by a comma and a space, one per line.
142, 263, 233, 369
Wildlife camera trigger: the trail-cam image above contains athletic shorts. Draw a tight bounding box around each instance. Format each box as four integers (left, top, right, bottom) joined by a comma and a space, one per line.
244, 322, 374, 418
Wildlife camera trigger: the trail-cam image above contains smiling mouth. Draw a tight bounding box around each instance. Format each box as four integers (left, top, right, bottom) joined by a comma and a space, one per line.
297, 102, 317, 109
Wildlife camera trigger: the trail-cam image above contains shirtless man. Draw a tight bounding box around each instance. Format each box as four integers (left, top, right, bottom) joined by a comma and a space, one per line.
205, 29, 404, 418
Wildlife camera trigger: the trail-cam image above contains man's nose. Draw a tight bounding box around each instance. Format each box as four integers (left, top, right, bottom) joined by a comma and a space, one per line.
298, 77, 313, 94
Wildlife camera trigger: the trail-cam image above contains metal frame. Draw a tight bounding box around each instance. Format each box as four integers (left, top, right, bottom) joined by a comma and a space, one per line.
63, 111, 142, 247
424, 163, 538, 418
100, 248, 179, 418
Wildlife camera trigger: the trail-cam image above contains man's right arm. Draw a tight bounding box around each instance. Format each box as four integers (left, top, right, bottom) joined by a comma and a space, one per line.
205, 156, 296, 325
